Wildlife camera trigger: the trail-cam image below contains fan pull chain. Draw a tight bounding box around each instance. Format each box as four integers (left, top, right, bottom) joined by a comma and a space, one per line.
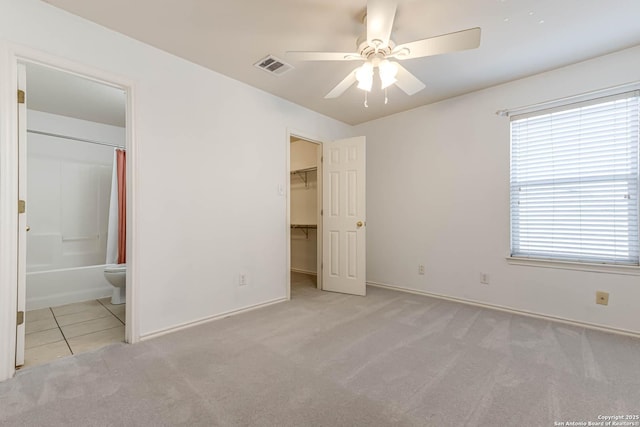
385, 88, 388, 105
364, 92, 368, 108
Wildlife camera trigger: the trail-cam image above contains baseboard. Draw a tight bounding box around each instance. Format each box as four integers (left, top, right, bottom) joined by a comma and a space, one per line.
291, 268, 317, 276
367, 281, 640, 339
140, 297, 288, 341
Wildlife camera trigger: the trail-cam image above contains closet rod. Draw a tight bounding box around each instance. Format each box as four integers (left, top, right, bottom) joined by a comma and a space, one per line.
27, 129, 125, 149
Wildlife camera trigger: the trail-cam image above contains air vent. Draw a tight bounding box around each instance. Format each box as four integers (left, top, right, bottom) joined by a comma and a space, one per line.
254, 55, 293, 76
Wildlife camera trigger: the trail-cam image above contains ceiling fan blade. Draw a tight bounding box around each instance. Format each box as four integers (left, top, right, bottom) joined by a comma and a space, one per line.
394, 63, 425, 96
324, 68, 359, 99
286, 51, 362, 61
392, 27, 481, 60
367, 0, 397, 49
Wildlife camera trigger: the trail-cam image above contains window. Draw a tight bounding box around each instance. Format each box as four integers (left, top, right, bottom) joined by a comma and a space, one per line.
510, 91, 640, 265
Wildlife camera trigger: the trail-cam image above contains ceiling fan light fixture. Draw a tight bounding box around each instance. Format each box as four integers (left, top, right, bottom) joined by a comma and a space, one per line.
356, 62, 374, 92
379, 60, 398, 89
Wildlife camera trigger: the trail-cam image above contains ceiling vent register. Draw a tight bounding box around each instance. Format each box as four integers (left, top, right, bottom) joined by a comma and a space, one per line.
254, 55, 293, 76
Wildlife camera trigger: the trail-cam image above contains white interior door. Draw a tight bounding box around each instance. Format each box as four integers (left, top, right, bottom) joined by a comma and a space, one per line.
16, 63, 27, 367
322, 136, 366, 296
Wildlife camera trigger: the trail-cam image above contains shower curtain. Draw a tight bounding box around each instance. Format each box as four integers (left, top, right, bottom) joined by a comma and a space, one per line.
106, 149, 126, 264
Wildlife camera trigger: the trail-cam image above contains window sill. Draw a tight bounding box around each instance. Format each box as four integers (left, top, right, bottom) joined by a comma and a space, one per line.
506, 257, 640, 276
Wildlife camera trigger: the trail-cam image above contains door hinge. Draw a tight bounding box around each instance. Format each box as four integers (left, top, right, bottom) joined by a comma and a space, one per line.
321, 263, 323, 270
17, 311, 24, 326
18, 200, 25, 214
17, 90, 25, 104
320, 209, 323, 216
321, 156, 323, 163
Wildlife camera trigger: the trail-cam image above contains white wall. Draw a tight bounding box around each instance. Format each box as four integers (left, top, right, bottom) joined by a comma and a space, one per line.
27, 110, 123, 272
290, 139, 318, 171
0, 0, 352, 364
290, 139, 319, 274
355, 45, 640, 334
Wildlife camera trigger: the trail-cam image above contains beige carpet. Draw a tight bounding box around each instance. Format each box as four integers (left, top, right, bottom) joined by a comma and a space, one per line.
1, 272, 639, 426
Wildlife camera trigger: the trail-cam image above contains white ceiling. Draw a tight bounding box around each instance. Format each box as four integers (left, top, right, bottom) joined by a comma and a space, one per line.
25, 62, 126, 127
43, 0, 640, 125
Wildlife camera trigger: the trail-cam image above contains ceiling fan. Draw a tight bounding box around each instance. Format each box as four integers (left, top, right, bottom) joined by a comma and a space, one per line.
285, 0, 481, 105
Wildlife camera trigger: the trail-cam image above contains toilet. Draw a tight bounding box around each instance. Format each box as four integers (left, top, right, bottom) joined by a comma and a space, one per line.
104, 264, 126, 305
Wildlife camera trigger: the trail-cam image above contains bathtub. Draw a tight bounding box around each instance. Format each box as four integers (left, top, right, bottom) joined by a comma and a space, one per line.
26, 264, 114, 310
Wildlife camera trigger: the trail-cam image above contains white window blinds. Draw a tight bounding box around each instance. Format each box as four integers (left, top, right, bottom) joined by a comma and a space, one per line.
510, 92, 640, 265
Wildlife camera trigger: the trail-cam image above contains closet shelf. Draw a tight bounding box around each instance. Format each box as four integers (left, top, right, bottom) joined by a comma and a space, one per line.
291, 224, 317, 239
291, 167, 317, 174
291, 166, 317, 188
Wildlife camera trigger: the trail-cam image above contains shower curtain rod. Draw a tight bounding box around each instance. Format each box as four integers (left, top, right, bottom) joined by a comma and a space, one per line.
27, 129, 125, 149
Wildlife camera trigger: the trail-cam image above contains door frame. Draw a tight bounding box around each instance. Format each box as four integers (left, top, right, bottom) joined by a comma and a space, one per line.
0, 44, 140, 381
286, 129, 324, 300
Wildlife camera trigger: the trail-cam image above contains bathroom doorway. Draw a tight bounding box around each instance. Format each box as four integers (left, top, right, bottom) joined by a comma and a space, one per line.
289, 136, 322, 297
16, 61, 130, 369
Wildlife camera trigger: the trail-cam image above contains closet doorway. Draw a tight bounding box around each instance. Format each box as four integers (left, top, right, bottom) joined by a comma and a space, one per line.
287, 133, 368, 299
289, 136, 322, 297
15, 60, 132, 369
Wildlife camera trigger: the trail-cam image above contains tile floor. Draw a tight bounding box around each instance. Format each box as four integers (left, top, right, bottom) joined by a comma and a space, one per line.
23, 298, 125, 368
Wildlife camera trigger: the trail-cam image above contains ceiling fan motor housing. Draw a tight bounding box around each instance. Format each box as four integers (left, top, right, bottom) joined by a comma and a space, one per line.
356, 34, 395, 62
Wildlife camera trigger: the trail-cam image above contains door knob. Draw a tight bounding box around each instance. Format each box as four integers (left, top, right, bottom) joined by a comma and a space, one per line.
26, 226, 30, 232
356, 221, 364, 228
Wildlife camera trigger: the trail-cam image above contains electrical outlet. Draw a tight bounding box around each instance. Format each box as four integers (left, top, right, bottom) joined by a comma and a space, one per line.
418, 264, 425, 275
239, 273, 248, 286
596, 291, 609, 306
480, 273, 490, 285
